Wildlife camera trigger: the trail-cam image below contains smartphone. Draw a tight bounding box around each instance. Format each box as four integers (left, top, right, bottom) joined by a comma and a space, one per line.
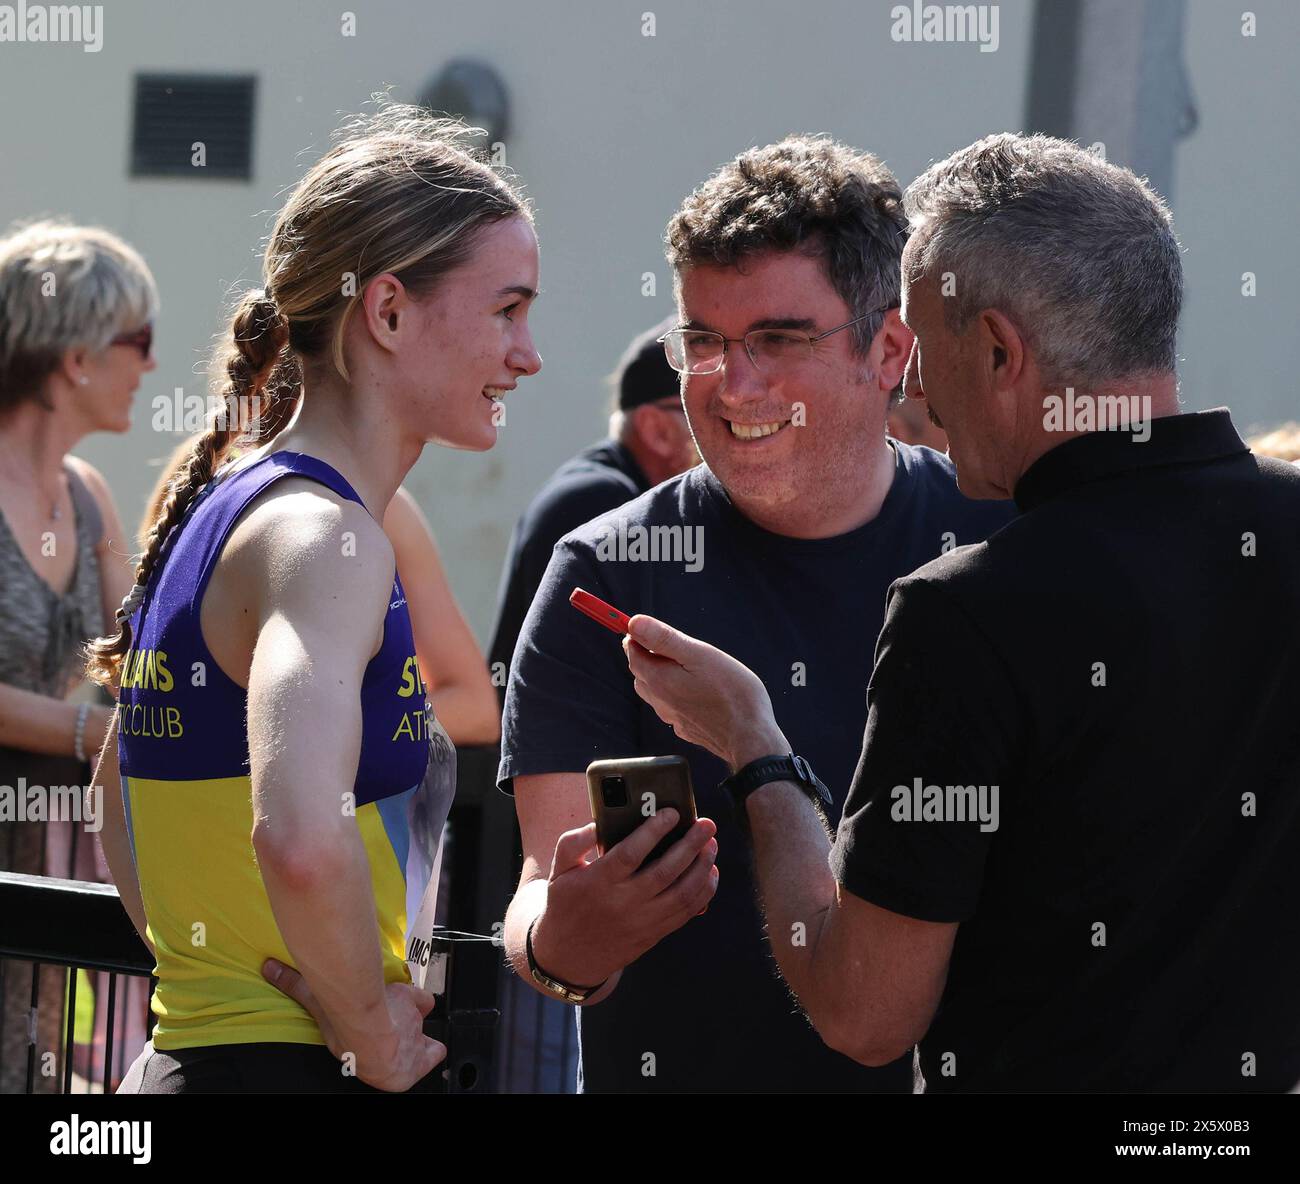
586, 755, 697, 865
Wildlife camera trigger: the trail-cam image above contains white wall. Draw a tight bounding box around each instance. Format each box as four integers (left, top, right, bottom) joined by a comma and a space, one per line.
1176, 0, 1300, 431
15, 2, 1289, 643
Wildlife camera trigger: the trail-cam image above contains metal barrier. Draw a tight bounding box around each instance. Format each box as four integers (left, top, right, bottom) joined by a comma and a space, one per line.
0, 870, 500, 1094
423, 929, 501, 1094
0, 870, 153, 1094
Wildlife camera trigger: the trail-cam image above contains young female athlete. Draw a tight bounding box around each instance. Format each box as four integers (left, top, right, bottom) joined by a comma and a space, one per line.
86, 103, 541, 1093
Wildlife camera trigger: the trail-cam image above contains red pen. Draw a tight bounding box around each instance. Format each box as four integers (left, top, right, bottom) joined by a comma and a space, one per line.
570, 587, 631, 636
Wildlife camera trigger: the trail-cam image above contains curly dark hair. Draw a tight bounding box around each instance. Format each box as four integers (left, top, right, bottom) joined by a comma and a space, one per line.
665, 135, 907, 355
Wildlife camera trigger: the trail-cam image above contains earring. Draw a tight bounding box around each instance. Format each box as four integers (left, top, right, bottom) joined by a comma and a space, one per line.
79, 376, 89, 385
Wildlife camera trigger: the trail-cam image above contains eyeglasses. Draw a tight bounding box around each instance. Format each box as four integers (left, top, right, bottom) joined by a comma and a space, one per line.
109, 323, 153, 359
659, 307, 894, 376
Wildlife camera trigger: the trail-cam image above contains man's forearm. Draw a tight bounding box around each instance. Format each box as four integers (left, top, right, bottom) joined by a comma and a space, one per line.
725, 721, 841, 1019
745, 781, 839, 1021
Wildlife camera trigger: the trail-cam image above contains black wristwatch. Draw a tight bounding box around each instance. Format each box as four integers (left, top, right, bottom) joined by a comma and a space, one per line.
525, 916, 607, 1004
719, 753, 834, 814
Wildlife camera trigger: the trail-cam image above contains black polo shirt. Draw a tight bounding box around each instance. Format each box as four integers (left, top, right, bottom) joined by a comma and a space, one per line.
831, 409, 1300, 1092
489, 439, 651, 683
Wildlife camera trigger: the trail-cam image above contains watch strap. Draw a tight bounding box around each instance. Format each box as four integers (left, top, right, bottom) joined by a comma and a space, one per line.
720, 753, 834, 813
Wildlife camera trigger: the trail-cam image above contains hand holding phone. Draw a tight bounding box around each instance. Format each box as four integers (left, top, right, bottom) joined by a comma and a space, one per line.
533, 762, 718, 991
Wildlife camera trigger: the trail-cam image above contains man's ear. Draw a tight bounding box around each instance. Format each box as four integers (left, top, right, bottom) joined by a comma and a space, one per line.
359, 272, 410, 352
872, 308, 914, 393
979, 308, 1026, 393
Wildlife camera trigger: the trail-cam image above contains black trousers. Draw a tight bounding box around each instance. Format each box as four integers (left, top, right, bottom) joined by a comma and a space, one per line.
120, 1039, 440, 1094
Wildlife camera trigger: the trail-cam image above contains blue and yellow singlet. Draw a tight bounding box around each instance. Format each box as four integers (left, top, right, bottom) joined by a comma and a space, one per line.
117, 452, 455, 1050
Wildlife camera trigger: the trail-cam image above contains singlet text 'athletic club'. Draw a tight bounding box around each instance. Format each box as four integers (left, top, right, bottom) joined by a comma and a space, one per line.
118, 647, 183, 739
120, 581, 435, 747
119, 646, 435, 745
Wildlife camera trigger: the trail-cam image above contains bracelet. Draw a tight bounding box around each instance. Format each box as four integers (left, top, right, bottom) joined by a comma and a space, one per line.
73, 703, 90, 763
525, 915, 608, 1004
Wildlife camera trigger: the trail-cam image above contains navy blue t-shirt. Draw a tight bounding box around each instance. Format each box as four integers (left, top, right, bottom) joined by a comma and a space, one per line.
499, 440, 1016, 1092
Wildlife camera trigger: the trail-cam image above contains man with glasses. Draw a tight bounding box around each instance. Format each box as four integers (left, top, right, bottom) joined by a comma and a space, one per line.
498, 137, 1015, 1092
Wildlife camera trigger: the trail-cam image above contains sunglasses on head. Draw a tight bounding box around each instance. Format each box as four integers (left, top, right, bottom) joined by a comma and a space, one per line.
109, 323, 153, 358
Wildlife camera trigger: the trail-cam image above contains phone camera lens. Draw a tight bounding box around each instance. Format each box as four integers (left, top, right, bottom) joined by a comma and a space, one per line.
601, 776, 628, 808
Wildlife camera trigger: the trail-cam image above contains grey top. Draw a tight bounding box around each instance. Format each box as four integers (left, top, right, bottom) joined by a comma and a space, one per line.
0, 464, 105, 699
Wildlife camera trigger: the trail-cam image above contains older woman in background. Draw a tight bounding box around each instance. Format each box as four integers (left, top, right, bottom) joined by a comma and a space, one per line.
0, 219, 156, 1092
